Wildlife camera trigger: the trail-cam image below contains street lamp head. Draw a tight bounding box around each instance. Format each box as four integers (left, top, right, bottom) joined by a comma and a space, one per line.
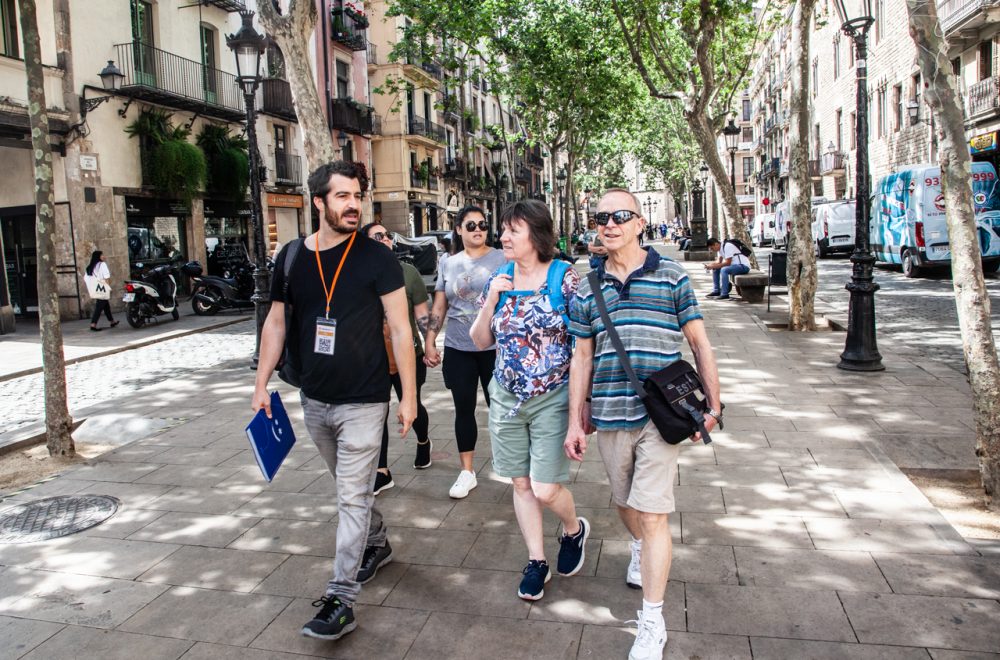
832, 0, 874, 32
699, 162, 709, 185
337, 130, 349, 150
723, 117, 740, 154
98, 60, 124, 91
226, 10, 267, 96
556, 166, 567, 183
826, 140, 837, 154
907, 98, 920, 124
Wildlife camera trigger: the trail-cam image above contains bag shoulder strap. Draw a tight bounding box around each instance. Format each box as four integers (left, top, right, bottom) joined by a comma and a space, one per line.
545, 259, 571, 326
282, 237, 304, 325
587, 271, 646, 399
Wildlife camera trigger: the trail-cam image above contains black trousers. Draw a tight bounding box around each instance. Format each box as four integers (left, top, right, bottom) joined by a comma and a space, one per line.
90, 299, 114, 325
378, 360, 429, 469
442, 346, 495, 454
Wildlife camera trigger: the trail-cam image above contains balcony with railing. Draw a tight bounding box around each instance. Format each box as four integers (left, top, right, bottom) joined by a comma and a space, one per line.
761, 157, 781, 179
272, 152, 302, 187
113, 42, 244, 122
515, 166, 531, 183
202, 0, 245, 10
410, 170, 426, 189
421, 60, 443, 81
936, 0, 999, 34
527, 149, 544, 168
260, 78, 295, 121
367, 43, 378, 66
372, 114, 383, 136
330, 98, 374, 135
439, 93, 461, 123
407, 116, 446, 144
967, 76, 999, 119
764, 114, 777, 135
821, 151, 846, 174
428, 175, 440, 191
808, 159, 821, 179
330, 2, 368, 52
444, 157, 467, 179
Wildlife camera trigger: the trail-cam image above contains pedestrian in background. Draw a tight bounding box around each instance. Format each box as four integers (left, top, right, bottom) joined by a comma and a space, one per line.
704, 237, 751, 300
470, 199, 589, 601
424, 205, 506, 499
362, 222, 434, 494
84, 250, 118, 331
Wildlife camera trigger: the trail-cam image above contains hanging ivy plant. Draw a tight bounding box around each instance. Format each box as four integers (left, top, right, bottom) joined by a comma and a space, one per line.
125, 108, 205, 204
196, 124, 249, 202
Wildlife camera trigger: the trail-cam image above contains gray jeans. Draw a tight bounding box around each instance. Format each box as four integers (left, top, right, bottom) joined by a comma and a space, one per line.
300, 394, 388, 606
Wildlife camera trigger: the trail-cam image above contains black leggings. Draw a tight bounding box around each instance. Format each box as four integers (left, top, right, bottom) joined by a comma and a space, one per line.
90, 300, 114, 325
378, 360, 429, 469
442, 346, 495, 454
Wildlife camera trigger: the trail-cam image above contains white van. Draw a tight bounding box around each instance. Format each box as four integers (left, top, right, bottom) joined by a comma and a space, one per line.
871, 162, 1000, 277
811, 200, 856, 258
774, 197, 829, 249
752, 213, 775, 246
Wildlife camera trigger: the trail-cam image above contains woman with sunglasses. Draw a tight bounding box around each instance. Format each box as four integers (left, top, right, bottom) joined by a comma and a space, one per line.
469, 199, 588, 601
361, 223, 434, 494
424, 206, 506, 498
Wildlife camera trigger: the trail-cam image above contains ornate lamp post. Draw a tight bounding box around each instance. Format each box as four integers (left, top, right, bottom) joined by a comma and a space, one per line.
833, 0, 883, 371
723, 117, 741, 192
685, 164, 712, 261
489, 140, 505, 242
336, 129, 349, 154
227, 10, 269, 368
556, 165, 568, 240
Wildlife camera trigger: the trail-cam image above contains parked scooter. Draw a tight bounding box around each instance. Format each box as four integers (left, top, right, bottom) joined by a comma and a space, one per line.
122, 262, 185, 328
190, 259, 256, 316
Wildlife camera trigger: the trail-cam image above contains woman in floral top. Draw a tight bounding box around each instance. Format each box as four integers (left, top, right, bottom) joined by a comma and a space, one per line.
470, 200, 589, 602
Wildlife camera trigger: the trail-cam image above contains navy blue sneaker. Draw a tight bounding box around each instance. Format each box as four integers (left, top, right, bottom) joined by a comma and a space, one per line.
518, 559, 551, 601
356, 541, 393, 584
301, 595, 356, 640
556, 517, 590, 576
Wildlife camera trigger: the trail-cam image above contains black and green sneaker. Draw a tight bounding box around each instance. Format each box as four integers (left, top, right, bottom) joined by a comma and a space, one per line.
301, 595, 356, 641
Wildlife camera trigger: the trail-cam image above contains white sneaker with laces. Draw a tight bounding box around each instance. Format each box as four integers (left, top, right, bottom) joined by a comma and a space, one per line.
627, 539, 642, 589
627, 610, 666, 660
448, 470, 478, 499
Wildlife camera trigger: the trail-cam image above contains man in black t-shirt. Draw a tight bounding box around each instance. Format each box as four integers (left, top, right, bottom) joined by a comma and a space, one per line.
252, 161, 416, 643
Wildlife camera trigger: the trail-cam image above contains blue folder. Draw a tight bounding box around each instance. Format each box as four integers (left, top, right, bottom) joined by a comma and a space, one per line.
245, 391, 297, 482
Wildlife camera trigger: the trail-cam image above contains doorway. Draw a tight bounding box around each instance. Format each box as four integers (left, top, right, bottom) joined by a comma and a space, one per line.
1, 212, 38, 316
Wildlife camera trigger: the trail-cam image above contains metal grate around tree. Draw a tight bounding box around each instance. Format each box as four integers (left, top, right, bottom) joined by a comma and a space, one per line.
0, 495, 120, 544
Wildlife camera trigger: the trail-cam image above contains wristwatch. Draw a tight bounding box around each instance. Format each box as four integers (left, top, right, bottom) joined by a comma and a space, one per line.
705, 407, 724, 430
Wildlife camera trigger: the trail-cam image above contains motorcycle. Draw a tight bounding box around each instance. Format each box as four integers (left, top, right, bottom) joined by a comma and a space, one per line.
122, 261, 185, 328
190, 259, 256, 316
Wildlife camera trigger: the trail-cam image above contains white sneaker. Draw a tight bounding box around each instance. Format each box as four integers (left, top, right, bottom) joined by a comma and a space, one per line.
448, 470, 478, 499
627, 539, 642, 589
628, 610, 667, 660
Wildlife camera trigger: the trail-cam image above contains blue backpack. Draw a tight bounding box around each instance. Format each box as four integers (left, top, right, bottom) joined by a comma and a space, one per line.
493, 259, 572, 327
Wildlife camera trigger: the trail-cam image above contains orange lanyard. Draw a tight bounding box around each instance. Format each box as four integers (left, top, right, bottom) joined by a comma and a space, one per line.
314, 231, 357, 318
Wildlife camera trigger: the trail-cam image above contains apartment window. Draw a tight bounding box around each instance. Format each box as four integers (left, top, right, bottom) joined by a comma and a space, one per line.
893, 84, 903, 131
200, 25, 217, 95
266, 44, 286, 79
952, 57, 960, 77
849, 112, 857, 149
833, 39, 840, 79
335, 60, 349, 98
813, 124, 821, 158
743, 157, 753, 180
1, 0, 18, 58
742, 99, 752, 121
835, 109, 843, 151
274, 125, 287, 156
980, 40, 993, 80
423, 91, 431, 119
812, 59, 819, 96
342, 140, 353, 163
130, 1, 155, 84
742, 126, 753, 141
877, 88, 887, 137
911, 73, 922, 119
874, 0, 884, 44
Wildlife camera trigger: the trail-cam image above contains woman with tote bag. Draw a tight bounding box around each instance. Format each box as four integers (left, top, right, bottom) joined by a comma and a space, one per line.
84, 250, 118, 331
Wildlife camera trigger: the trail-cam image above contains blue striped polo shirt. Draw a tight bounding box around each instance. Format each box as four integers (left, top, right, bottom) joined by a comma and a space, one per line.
568, 248, 702, 431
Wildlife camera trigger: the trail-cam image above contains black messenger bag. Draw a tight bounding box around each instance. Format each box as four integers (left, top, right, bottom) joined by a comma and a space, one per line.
588, 272, 716, 445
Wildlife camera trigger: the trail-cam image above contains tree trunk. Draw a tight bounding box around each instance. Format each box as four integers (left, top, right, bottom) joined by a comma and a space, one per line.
689, 112, 759, 269
786, 0, 818, 331
256, 1, 337, 174
907, 0, 1000, 509
18, 0, 74, 456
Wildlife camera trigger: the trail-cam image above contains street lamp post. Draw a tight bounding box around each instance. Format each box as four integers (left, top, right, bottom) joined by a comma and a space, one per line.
723, 117, 740, 193
833, 0, 883, 371
685, 164, 713, 261
556, 165, 568, 240
227, 10, 269, 368
489, 140, 505, 243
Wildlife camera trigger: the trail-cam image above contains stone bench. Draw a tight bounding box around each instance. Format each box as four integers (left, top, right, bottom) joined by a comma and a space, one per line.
733, 271, 768, 303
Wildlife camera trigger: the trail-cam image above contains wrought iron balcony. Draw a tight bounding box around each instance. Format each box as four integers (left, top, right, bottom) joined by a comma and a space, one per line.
367, 43, 378, 66
331, 4, 368, 52
273, 152, 302, 187
202, 0, 245, 11
407, 116, 446, 143
428, 175, 440, 191
440, 94, 461, 123
260, 78, 295, 121
527, 149, 544, 167
444, 157, 467, 179
821, 151, 846, 174
937, 0, 999, 34
764, 115, 777, 136
967, 76, 999, 119
372, 114, 383, 136
330, 98, 374, 135
113, 41, 244, 122
808, 159, 821, 180
761, 157, 780, 179
421, 60, 443, 81
410, 170, 427, 188
515, 166, 531, 183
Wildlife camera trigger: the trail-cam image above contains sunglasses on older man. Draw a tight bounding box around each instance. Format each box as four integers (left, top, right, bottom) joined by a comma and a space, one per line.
464, 220, 490, 232
594, 210, 640, 226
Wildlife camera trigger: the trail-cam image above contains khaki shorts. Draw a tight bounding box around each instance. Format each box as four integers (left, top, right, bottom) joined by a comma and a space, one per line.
596, 420, 681, 514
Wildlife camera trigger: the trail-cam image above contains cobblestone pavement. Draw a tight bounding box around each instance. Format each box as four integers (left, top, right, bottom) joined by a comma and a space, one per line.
0, 320, 255, 435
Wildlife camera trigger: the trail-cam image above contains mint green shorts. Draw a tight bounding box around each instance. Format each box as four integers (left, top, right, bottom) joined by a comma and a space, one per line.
488, 379, 571, 484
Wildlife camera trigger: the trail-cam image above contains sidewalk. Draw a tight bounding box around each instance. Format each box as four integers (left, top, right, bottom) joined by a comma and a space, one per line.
1, 251, 998, 659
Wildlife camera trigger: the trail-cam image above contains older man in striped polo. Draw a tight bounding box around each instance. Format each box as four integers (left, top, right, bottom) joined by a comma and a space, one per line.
563, 188, 722, 660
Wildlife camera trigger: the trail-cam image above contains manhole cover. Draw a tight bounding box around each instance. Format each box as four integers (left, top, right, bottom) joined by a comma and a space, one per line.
0, 495, 120, 544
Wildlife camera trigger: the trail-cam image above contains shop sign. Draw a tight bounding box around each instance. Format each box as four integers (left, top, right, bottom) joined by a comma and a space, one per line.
970, 131, 998, 154
204, 200, 252, 218
266, 193, 304, 209
125, 196, 189, 216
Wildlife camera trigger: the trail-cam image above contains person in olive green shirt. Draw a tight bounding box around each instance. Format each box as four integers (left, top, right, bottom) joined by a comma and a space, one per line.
363, 224, 434, 494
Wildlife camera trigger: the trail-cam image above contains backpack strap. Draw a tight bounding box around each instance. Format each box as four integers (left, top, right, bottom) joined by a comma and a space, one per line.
493, 261, 517, 315
545, 259, 572, 327
280, 237, 304, 367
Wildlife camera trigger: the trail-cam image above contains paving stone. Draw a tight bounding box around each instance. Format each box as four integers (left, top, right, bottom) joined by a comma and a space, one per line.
20, 625, 193, 660
385, 565, 532, 618
394, 473, 510, 502
686, 584, 855, 641
764, 431, 867, 448
733, 547, 891, 592
872, 435, 980, 471
119, 586, 291, 645
26, 536, 181, 580
135, 465, 243, 488
0, 477, 94, 502
63, 462, 164, 483
579, 626, 752, 660
96, 444, 174, 463
722, 486, 847, 518
834, 489, 947, 524
216, 466, 329, 494
71, 481, 176, 508
872, 553, 1000, 599
137, 545, 287, 592
0, 615, 63, 660
2, 571, 167, 628
724, 416, 797, 432
373, 496, 456, 529
574, 459, 613, 485
145, 485, 262, 515
233, 491, 340, 522
461, 532, 600, 576
405, 611, 581, 659
809, 448, 887, 469
679, 465, 788, 488
250, 600, 428, 659
180, 641, 327, 660
127, 511, 261, 547
386, 527, 479, 567
841, 592, 1000, 653
597, 540, 738, 585
529, 575, 685, 627
437, 501, 525, 532
714, 447, 816, 467
574, 506, 679, 541
806, 519, 974, 555
228, 518, 338, 556
749, 637, 932, 659
79, 506, 169, 539
565, 482, 613, 509
681, 513, 814, 549
673, 485, 726, 513
928, 651, 1000, 660
782, 466, 918, 492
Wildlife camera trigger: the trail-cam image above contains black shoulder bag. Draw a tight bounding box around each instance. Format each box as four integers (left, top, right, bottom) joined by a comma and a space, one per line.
587, 271, 716, 445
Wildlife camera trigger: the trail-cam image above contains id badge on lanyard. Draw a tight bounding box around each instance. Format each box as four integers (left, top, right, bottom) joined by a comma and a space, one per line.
314, 317, 337, 355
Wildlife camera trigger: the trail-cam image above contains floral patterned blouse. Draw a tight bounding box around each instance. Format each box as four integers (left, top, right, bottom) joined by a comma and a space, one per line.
478, 264, 581, 415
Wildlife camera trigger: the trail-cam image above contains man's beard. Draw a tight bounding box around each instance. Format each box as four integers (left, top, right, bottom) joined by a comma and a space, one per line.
324, 207, 360, 234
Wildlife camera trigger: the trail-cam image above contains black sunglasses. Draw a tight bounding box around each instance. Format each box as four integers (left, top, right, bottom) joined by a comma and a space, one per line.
371, 232, 391, 242
594, 210, 639, 226
464, 220, 490, 232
